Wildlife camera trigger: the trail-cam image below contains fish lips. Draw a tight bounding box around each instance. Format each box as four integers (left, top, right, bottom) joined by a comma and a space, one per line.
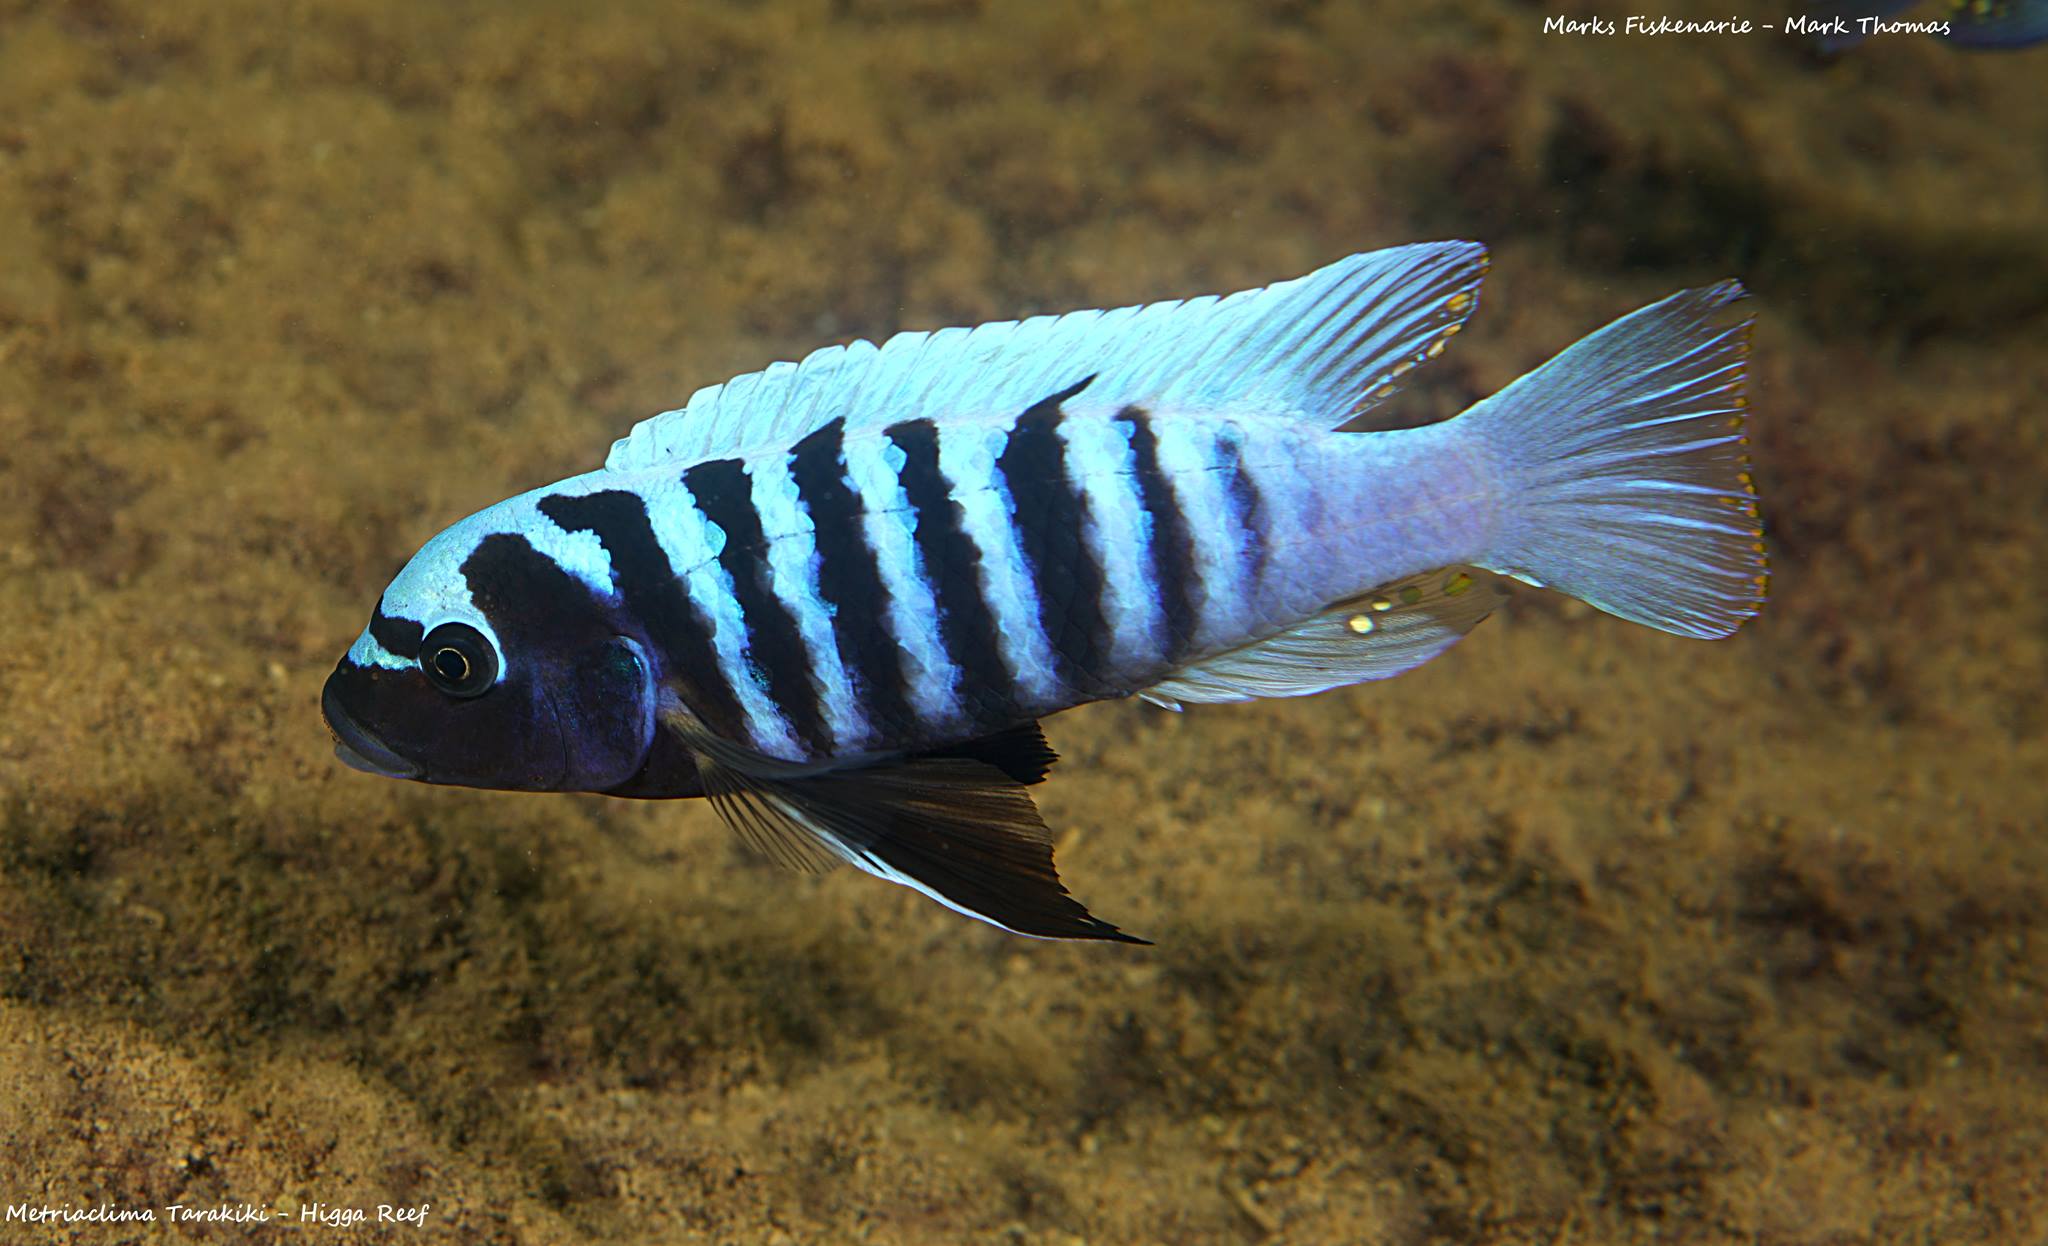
322, 677, 424, 780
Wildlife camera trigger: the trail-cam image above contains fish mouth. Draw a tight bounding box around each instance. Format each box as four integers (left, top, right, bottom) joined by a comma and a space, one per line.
322, 679, 423, 781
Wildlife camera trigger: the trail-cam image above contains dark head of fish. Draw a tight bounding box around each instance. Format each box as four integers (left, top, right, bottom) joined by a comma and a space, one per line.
323, 529, 700, 796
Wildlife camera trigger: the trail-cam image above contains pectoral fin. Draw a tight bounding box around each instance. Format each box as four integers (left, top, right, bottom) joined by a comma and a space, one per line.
664, 709, 1142, 944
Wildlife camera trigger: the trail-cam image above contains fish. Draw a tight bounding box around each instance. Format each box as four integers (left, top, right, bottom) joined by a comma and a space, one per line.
321, 242, 1767, 944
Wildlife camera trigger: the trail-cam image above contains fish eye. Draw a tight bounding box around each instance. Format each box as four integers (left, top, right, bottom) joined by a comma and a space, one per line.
419, 623, 498, 699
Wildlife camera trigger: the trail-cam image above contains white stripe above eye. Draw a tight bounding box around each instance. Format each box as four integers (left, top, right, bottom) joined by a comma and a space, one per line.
369, 485, 617, 677
346, 630, 413, 671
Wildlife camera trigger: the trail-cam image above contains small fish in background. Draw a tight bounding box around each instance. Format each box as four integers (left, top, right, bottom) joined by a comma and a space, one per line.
1803, 0, 2048, 52
322, 243, 1768, 943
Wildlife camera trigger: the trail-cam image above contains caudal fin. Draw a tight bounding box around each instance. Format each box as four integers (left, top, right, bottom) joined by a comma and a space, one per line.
1461, 282, 1768, 639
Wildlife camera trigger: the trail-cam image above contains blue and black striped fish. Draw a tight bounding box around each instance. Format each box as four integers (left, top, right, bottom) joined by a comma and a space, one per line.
322, 243, 1768, 943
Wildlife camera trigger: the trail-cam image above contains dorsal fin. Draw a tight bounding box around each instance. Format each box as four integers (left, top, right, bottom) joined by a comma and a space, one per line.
604, 242, 1489, 470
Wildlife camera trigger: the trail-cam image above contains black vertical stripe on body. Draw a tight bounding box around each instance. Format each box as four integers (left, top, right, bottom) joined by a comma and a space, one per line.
999, 381, 1112, 695
787, 418, 919, 741
885, 418, 1016, 731
681, 458, 834, 757
1213, 425, 1269, 584
1115, 405, 1200, 664
536, 490, 752, 745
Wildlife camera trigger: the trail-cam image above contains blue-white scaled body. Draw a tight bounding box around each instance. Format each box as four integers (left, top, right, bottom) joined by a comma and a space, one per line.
323, 242, 1768, 943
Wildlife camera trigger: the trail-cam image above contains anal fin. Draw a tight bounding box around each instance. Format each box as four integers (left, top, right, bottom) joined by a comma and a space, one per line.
667, 710, 1139, 943
1140, 567, 1505, 707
